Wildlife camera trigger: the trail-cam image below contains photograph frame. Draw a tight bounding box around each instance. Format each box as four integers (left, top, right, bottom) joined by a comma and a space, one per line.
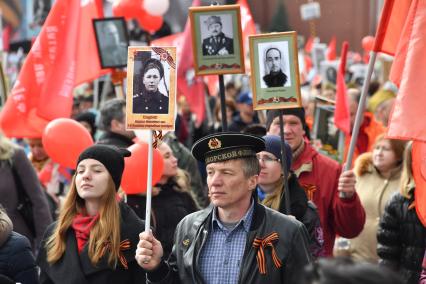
93, 17, 130, 69
249, 32, 302, 110
189, 4, 245, 76
126, 46, 177, 131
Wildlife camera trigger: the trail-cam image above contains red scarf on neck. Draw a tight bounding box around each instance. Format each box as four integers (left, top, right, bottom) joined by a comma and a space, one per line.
71, 213, 99, 253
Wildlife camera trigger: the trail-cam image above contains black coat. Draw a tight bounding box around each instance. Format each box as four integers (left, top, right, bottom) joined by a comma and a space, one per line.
263, 70, 288, 87
202, 32, 234, 56
126, 180, 198, 258
133, 90, 169, 114
97, 132, 134, 149
377, 193, 426, 284
0, 232, 39, 284
37, 203, 146, 284
262, 173, 324, 258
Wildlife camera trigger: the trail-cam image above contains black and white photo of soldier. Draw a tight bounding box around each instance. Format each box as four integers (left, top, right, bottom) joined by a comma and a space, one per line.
201, 15, 234, 56
132, 52, 170, 114
95, 19, 129, 68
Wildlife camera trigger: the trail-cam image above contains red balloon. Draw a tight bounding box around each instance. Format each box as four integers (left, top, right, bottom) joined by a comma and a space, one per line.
42, 118, 94, 169
362, 36, 375, 52
112, 0, 142, 19
137, 10, 163, 33
121, 142, 164, 194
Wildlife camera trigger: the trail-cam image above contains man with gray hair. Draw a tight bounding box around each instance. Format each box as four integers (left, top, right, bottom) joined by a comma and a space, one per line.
137, 132, 312, 283
97, 98, 135, 148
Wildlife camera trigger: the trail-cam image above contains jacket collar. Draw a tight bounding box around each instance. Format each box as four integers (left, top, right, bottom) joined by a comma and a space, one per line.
98, 131, 134, 148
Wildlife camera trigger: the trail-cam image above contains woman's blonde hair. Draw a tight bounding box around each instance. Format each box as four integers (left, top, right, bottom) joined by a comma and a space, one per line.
46, 174, 121, 267
400, 141, 415, 199
0, 132, 16, 161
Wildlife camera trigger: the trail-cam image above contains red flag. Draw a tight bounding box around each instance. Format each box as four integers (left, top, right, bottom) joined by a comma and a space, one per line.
326, 36, 336, 60
372, 0, 412, 55
412, 141, 426, 226
175, 0, 206, 126
304, 36, 314, 53
334, 41, 350, 135
0, 0, 106, 138
387, 0, 426, 142
238, 0, 256, 70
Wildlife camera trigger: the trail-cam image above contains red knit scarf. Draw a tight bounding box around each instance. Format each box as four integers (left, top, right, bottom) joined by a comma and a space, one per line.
72, 213, 99, 253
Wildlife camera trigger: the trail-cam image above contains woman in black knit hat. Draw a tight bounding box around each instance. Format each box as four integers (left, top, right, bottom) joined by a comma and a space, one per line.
37, 145, 146, 284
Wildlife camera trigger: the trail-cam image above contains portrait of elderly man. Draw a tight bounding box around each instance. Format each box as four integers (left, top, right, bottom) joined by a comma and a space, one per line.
263, 47, 288, 88
202, 15, 234, 56
97, 20, 128, 67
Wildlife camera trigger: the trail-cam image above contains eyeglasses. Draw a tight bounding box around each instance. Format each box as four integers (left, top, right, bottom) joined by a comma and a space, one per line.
256, 154, 280, 164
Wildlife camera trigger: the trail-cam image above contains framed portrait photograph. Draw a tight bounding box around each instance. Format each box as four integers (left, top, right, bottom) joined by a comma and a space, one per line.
311, 43, 327, 73
189, 4, 245, 76
249, 32, 302, 110
93, 17, 129, 69
312, 104, 345, 162
126, 46, 177, 131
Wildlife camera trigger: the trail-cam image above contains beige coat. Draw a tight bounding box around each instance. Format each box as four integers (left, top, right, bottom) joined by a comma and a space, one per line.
349, 152, 401, 263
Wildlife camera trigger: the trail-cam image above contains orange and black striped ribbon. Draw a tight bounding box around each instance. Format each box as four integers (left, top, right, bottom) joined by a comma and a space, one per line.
252, 232, 282, 275
302, 184, 316, 201
152, 130, 163, 149
101, 239, 131, 269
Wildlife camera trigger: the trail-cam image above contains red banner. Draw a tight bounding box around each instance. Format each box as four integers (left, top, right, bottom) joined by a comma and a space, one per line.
0, 0, 107, 138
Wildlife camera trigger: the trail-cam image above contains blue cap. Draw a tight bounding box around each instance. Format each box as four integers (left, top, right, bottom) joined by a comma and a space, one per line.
262, 135, 292, 171
236, 92, 253, 105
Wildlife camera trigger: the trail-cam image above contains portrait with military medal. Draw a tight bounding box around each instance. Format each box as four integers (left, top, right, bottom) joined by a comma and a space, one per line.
126, 46, 176, 131
189, 4, 245, 76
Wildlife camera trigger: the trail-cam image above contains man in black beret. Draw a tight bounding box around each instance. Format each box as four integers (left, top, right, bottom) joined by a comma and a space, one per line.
137, 132, 312, 283
266, 108, 366, 256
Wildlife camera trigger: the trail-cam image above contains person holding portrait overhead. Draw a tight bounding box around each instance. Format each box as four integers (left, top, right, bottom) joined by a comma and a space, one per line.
133, 58, 169, 114
100, 21, 128, 67
202, 15, 234, 56
263, 47, 288, 88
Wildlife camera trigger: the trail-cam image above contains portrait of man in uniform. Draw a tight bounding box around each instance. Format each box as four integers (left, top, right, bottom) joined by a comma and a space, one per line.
94, 18, 129, 68
201, 15, 234, 56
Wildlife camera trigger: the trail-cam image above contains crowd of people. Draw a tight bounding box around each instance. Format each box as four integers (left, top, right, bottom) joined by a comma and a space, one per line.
0, 71, 425, 284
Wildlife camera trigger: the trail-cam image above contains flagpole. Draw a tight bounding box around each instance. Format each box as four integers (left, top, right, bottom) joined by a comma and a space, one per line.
218, 74, 228, 131
340, 51, 377, 198
145, 130, 154, 232
278, 110, 291, 215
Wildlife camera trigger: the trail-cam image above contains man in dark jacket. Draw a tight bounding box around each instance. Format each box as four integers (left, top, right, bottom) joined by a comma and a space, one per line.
136, 132, 312, 283
97, 98, 135, 148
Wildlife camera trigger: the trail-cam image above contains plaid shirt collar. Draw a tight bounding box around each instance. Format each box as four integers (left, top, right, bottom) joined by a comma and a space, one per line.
212, 199, 254, 233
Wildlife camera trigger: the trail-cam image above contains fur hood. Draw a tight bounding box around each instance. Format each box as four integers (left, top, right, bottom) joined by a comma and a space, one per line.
354, 152, 401, 180
354, 152, 374, 177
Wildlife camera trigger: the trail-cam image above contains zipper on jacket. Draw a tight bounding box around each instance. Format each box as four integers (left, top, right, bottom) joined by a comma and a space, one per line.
194, 226, 209, 283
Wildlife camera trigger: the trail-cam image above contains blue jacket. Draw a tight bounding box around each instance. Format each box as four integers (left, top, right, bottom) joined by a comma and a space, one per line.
0, 231, 39, 284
